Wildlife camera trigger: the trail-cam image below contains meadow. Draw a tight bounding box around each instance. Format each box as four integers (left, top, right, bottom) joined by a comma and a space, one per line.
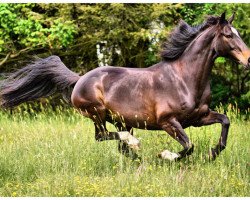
0, 104, 249, 197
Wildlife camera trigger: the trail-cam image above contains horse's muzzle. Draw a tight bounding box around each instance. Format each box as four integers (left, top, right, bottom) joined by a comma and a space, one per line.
242, 57, 250, 70
247, 57, 250, 69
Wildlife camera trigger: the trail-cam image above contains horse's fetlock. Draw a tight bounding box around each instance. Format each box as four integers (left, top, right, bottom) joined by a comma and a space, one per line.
95, 133, 103, 141
219, 143, 226, 150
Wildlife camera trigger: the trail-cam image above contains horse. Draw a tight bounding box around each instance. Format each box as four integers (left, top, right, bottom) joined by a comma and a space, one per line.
0, 13, 249, 161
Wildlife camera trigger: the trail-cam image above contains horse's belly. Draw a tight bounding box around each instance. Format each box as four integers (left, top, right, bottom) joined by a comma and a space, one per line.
106, 106, 159, 129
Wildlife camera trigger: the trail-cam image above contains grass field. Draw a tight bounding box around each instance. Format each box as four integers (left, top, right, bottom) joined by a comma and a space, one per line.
0, 105, 249, 197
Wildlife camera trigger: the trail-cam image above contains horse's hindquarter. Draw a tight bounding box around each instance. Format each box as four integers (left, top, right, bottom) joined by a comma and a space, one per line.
71, 66, 112, 116
71, 66, 157, 127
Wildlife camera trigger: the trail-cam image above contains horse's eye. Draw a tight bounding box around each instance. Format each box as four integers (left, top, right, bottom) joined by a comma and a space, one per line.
224, 34, 232, 39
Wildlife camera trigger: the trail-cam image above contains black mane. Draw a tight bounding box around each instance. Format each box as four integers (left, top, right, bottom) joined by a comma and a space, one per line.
160, 16, 220, 61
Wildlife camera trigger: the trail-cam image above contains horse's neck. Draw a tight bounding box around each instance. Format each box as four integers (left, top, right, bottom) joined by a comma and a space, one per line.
176, 28, 217, 96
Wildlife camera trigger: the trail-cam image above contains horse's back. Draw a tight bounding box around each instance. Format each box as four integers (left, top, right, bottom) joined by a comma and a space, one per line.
71, 65, 155, 103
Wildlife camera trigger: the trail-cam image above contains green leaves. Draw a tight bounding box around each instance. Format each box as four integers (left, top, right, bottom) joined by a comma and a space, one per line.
215, 57, 226, 64
0, 3, 249, 109
48, 20, 77, 48
0, 3, 77, 53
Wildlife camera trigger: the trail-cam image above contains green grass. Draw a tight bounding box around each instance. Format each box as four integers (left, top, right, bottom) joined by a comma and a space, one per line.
0, 106, 249, 197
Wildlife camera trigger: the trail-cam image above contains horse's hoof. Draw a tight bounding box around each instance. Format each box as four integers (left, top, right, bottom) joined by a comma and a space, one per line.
124, 134, 141, 151
118, 141, 140, 153
208, 148, 217, 161
118, 142, 141, 160
158, 150, 179, 161
131, 154, 141, 161
117, 131, 140, 151
128, 142, 140, 151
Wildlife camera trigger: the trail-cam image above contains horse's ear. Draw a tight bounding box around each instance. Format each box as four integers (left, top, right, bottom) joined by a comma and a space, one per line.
228, 12, 235, 24
219, 12, 226, 24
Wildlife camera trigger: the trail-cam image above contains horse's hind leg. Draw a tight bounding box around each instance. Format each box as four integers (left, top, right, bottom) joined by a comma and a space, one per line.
114, 123, 141, 157
159, 118, 194, 161
93, 115, 140, 153
94, 121, 140, 160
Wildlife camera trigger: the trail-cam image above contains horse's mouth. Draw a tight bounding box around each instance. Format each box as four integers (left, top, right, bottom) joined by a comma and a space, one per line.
235, 59, 250, 70
229, 50, 250, 70
241, 60, 250, 70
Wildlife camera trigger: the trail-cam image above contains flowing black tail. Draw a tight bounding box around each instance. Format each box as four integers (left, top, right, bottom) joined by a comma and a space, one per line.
0, 56, 80, 108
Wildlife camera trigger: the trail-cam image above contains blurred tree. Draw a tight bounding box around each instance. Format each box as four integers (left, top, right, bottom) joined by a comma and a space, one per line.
0, 3, 249, 110
0, 4, 77, 70
0, 3, 183, 71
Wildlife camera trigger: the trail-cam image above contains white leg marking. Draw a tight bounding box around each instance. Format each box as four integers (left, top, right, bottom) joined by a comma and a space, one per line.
160, 150, 179, 161
117, 131, 140, 150
117, 131, 130, 140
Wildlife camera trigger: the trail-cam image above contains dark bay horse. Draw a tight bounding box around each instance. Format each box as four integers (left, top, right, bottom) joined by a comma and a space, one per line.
1, 13, 249, 161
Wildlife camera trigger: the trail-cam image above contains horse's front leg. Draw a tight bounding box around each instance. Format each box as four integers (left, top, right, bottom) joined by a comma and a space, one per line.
194, 110, 230, 160
159, 118, 194, 161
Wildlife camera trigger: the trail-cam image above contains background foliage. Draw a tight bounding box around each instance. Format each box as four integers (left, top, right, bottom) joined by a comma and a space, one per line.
0, 3, 249, 110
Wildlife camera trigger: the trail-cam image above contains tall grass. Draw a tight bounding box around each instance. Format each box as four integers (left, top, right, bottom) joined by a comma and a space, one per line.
0, 104, 249, 196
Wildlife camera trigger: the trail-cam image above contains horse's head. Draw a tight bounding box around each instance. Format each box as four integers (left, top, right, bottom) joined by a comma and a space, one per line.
214, 12, 250, 69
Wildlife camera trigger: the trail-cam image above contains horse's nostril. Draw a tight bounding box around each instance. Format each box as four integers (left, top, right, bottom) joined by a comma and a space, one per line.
248, 57, 250, 63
